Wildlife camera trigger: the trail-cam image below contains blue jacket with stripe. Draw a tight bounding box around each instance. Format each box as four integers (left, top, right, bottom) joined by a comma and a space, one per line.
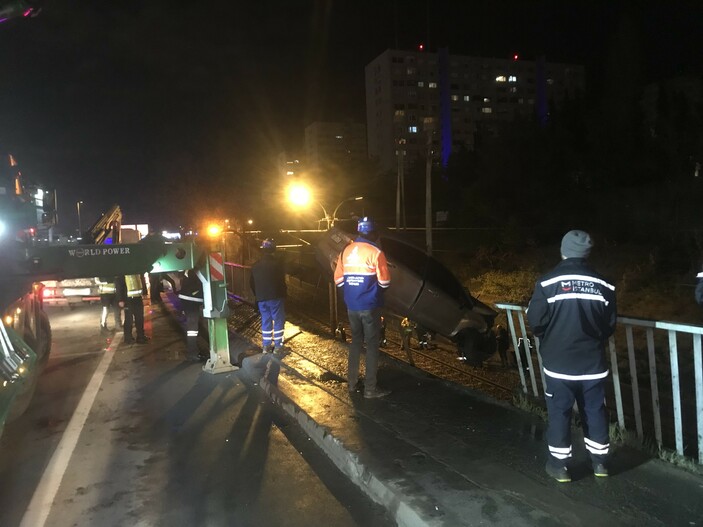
527, 258, 617, 380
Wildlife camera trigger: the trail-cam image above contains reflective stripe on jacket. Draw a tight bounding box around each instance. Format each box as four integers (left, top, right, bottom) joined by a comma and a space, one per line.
96, 277, 116, 294
125, 274, 143, 298
334, 237, 390, 311
178, 272, 204, 304
527, 258, 616, 380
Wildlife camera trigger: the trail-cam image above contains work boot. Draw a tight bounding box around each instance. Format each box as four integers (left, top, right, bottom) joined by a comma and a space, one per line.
136, 336, 150, 344
273, 346, 288, 357
364, 388, 391, 399
348, 380, 362, 393
545, 462, 571, 483
593, 463, 609, 477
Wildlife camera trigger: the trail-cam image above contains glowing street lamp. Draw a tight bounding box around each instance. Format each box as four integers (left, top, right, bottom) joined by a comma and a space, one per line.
286, 182, 331, 229
287, 182, 312, 208
206, 224, 222, 238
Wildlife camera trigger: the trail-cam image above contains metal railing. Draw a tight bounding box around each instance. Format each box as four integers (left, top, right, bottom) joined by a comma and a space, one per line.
496, 303, 703, 464
224, 261, 255, 305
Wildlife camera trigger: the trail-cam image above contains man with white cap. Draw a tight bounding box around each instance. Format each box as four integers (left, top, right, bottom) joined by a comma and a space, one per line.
527, 230, 617, 482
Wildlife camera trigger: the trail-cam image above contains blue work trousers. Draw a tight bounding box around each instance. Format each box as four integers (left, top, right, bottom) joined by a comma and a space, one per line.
347, 307, 382, 392
258, 298, 285, 350
544, 375, 610, 468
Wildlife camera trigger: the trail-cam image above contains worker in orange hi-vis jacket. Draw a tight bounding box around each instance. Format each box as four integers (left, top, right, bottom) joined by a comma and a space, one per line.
334, 216, 391, 399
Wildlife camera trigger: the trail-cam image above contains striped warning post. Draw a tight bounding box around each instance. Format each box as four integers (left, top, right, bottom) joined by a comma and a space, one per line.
209, 252, 224, 282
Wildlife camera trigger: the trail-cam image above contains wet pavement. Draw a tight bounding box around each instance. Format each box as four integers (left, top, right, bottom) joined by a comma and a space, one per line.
223, 298, 703, 526
1, 300, 394, 527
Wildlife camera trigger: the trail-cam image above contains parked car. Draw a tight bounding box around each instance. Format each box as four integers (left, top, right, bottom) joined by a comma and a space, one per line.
316, 226, 498, 365
39, 277, 101, 308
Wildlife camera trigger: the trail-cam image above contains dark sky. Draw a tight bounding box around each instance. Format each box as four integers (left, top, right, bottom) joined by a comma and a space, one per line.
0, 1, 701, 232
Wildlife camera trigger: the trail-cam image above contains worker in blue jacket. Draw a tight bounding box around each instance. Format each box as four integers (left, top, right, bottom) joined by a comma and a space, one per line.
527, 230, 617, 482
334, 217, 392, 399
250, 238, 287, 354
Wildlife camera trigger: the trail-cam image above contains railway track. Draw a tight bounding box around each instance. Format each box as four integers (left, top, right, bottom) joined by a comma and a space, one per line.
283, 279, 520, 400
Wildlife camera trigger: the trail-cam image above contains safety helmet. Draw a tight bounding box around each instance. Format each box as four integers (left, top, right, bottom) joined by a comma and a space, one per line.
260, 238, 276, 251
357, 217, 375, 234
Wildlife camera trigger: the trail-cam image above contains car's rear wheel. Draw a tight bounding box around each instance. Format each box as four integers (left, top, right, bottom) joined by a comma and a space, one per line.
457, 328, 496, 366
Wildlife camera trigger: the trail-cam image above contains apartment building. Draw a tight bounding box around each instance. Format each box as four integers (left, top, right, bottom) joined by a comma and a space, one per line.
365, 48, 585, 173
304, 121, 367, 176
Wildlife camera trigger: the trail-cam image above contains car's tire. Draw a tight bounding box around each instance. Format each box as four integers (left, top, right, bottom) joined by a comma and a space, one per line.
457, 328, 496, 366
6, 309, 52, 422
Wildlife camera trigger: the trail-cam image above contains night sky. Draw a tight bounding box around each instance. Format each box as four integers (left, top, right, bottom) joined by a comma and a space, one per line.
0, 1, 701, 233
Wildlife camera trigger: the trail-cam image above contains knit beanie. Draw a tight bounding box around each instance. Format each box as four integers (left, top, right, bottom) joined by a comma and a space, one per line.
560, 230, 593, 259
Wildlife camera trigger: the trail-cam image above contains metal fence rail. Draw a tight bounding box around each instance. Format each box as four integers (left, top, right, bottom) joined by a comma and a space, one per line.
496, 303, 703, 464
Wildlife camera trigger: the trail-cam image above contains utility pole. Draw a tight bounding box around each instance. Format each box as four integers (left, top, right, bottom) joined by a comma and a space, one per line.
424, 117, 433, 255
396, 139, 406, 230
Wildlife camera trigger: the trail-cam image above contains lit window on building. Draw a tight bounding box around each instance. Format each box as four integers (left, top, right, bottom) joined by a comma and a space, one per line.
508, 75, 517, 82
483, 97, 491, 103
429, 82, 438, 88
547, 78, 554, 85
418, 81, 424, 87
463, 95, 470, 101
481, 107, 492, 114
394, 109, 405, 117
451, 95, 459, 101
495, 75, 507, 82
509, 86, 517, 93
409, 126, 418, 133
407, 67, 416, 75
286, 171, 295, 175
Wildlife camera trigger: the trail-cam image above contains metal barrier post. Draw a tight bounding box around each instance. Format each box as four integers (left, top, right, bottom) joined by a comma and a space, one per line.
694, 334, 703, 464
517, 311, 539, 397
626, 325, 644, 438
503, 307, 528, 394
667, 329, 684, 456
608, 336, 626, 431
646, 328, 663, 448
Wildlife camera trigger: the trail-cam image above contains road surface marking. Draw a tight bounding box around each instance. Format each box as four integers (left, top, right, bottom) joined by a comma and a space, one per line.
20, 333, 122, 527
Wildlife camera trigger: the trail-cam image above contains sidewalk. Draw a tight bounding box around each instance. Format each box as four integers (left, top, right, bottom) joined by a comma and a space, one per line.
169, 295, 703, 527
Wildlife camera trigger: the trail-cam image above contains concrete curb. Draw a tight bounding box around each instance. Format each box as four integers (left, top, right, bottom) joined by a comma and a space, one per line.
259, 374, 434, 527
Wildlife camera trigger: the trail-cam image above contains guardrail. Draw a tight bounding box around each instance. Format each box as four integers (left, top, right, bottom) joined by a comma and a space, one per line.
496, 303, 703, 464
223, 261, 255, 305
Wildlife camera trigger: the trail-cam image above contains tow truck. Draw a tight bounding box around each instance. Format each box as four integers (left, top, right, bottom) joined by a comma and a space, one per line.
0, 154, 235, 439
40, 204, 124, 308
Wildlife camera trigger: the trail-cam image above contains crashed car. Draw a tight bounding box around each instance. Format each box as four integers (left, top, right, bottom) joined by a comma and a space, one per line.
316, 226, 497, 365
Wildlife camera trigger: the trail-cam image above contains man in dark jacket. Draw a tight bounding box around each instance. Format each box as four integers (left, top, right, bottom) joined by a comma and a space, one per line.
250, 238, 287, 354
527, 230, 617, 482
115, 274, 148, 344
178, 269, 205, 362
97, 276, 121, 334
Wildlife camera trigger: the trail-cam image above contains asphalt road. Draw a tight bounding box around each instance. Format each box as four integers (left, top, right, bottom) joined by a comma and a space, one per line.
0, 303, 394, 527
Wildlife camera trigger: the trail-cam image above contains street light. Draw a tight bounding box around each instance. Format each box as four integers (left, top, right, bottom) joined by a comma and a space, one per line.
331, 196, 364, 227
286, 182, 331, 229
76, 200, 83, 239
